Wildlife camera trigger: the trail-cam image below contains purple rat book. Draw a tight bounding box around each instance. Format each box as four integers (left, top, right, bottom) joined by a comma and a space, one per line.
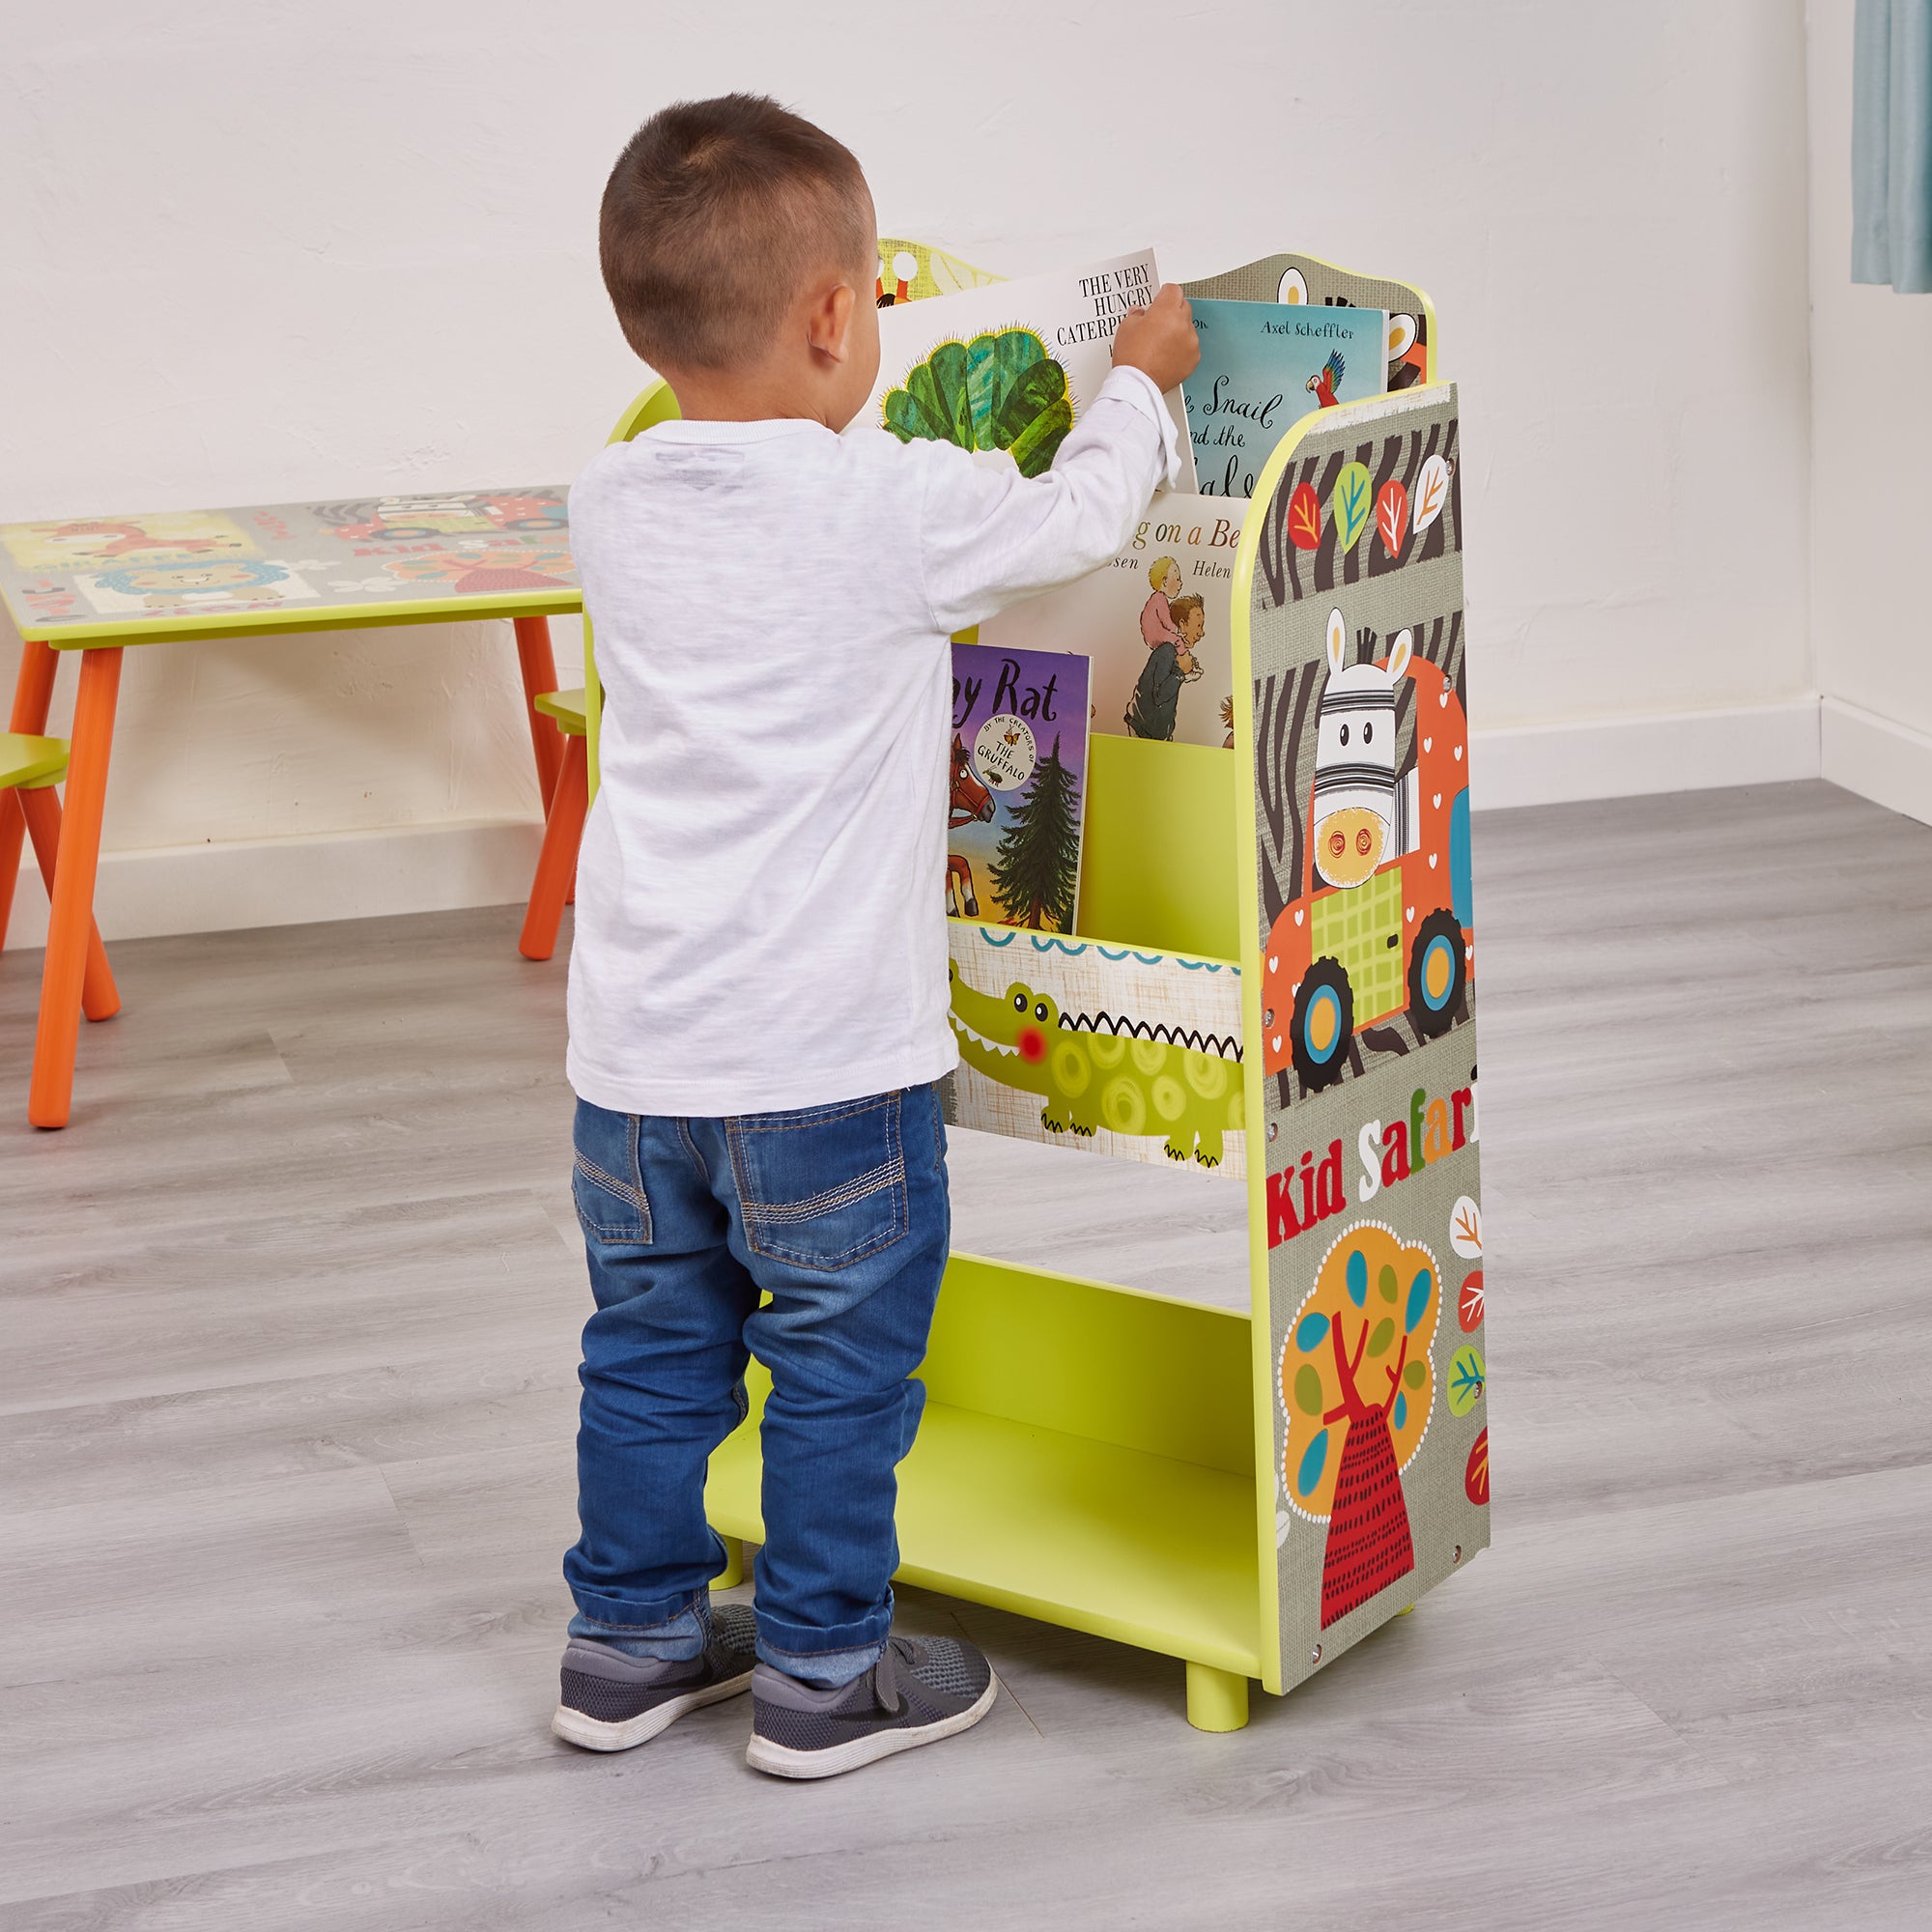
947, 640, 1092, 934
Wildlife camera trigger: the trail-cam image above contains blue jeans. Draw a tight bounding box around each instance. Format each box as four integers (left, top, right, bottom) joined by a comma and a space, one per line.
563, 1084, 950, 1685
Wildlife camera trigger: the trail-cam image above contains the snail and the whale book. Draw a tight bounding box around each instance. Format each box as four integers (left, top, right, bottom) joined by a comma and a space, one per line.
1181, 298, 1387, 497
858, 248, 1197, 490
946, 639, 1092, 936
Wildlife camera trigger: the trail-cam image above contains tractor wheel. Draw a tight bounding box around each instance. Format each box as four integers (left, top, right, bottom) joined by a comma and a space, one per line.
1290, 957, 1353, 1092
1407, 909, 1466, 1038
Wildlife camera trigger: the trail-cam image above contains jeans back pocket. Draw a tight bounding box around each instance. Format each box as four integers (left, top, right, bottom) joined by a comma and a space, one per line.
727, 1092, 907, 1272
572, 1102, 653, 1245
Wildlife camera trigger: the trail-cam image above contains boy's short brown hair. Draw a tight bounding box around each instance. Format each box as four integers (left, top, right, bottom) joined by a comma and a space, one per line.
600, 94, 871, 371
1170, 594, 1207, 628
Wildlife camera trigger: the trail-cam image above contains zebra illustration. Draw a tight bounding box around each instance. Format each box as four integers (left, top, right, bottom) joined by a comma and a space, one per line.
1311, 608, 1420, 891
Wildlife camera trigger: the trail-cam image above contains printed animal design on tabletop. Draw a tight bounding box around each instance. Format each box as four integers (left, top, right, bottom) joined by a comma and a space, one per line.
948, 962, 1242, 1167
378, 544, 574, 594
1263, 608, 1473, 1092
85, 558, 299, 611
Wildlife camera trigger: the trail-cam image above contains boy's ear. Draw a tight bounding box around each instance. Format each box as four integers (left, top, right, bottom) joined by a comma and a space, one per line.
806, 278, 858, 364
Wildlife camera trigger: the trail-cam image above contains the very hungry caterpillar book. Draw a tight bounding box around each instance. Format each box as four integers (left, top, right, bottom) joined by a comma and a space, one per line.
1182, 299, 1386, 497
977, 493, 1239, 752
861, 249, 1196, 489
948, 641, 1092, 934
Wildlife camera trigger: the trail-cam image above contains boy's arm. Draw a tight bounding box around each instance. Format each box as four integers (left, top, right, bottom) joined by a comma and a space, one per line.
919, 286, 1200, 637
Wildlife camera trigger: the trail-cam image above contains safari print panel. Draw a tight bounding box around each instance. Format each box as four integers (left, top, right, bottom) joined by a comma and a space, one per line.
1244, 385, 1489, 1692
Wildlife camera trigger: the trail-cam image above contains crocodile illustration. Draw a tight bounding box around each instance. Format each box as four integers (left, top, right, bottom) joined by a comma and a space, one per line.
948, 960, 1243, 1168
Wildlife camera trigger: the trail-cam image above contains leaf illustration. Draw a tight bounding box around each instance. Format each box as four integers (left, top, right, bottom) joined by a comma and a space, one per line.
1392, 1391, 1407, 1431
1464, 1427, 1490, 1505
1345, 1248, 1368, 1308
1448, 1346, 1486, 1416
1404, 1267, 1433, 1335
1458, 1269, 1486, 1333
1296, 1426, 1331, 1497
1403, 1358, 1426, 1389
882, 327, 1071, 476
1378, 1264, 1399, 1305
1332, 462, 1373, 553
1376, 477, 1408, 554
1293, 1364, 1324, 1416
1288, 479, 1322, 552
1450, 1195, 1482, 1259
1294, 1310, 1330, 1353
1366, 1318, 1394, 1358
1412, 453, 1451, 535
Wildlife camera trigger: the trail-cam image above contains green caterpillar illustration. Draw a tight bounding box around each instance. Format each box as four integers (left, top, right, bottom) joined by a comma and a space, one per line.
881, 327, 1073, 477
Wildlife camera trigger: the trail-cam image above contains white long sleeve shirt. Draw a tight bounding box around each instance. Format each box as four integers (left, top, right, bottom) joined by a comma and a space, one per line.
564, 365, 1179, 1119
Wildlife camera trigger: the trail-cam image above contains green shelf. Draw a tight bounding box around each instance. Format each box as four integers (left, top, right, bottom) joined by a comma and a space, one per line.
705, 1249, 1264, 1678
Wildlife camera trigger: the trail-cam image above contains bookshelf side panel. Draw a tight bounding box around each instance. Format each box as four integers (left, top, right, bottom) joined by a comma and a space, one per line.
1240, 384, 1491, 1695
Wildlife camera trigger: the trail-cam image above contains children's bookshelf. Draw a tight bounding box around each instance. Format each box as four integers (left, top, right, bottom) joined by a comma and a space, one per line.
594, 249, 1489, 1731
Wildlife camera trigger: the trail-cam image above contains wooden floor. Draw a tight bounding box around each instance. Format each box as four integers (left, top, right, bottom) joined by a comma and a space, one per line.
2, 780, 1928, 1930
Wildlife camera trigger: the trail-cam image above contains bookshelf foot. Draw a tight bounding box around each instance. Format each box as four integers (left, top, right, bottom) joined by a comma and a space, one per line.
714, 1535, 745, 1589
1185, 1662, 1249, 1733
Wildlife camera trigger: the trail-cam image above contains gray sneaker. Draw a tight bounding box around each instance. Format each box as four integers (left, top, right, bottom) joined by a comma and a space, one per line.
552, 1604, 756, 1751
746, 1632, 997, 1779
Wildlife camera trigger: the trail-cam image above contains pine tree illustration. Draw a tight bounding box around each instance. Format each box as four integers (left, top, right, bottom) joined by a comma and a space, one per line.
990, 734, 1081, 930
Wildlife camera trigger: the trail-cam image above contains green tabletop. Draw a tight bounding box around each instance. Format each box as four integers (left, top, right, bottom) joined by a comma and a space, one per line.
0, 487, 581, 647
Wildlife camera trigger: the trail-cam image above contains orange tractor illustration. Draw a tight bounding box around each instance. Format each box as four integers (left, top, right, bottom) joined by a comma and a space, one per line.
1261, 611, 1473, 1091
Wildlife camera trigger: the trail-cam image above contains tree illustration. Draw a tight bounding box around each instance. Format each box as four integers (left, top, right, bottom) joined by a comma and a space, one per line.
990, 734, 1081, 931
1278, 1224, 1441, 1628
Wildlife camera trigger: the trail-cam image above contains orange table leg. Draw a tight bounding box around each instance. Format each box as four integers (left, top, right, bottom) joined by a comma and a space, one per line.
0, 638, 60, 952
513, 614, 564, 813
29, 646, 121, 1129
520, 733, 588, 962
17, 786, 120, 1021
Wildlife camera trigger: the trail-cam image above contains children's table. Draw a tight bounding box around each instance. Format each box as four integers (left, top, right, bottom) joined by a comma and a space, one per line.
0, 489, 582, 1127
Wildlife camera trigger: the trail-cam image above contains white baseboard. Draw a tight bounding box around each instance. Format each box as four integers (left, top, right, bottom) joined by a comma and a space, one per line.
1819, 696, 1932, 829
1467, 699, 1821, 810
3, 815, 542, 951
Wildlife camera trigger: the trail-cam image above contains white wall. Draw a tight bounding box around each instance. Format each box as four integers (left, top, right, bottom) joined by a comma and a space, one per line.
1805, 0, 1932, 826
3, 1, 1819, 939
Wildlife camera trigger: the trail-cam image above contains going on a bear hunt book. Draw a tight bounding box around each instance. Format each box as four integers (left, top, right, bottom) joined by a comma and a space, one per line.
947, 641, 1092, 934
1182, 299, 1387, 497
978, 493, 1240, 752
858, 249, 1198, 491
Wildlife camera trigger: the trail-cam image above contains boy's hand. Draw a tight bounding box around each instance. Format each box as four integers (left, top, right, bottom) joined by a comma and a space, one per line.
1113, 284, 1200, 392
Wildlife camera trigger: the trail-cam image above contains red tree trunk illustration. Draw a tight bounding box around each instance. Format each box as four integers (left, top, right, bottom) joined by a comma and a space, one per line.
1319, 1315, 1416, 1628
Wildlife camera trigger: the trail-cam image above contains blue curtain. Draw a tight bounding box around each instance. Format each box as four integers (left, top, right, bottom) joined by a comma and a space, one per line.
1854, 0, 1932, 291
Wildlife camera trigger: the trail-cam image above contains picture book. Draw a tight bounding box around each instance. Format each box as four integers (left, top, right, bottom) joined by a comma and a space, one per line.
948, 641, 1092, 933
861, 249, 1197, 490
1182, 299, 1387, 497
977, 493, 1239, 752
1183, 252, 1430, 392
874, 236, 1002, 306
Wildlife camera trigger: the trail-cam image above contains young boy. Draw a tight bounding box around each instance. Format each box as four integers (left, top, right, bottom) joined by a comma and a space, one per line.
553, 94, 1199, 1780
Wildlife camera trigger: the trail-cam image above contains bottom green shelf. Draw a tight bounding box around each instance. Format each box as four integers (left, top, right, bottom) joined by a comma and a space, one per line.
706, 1399, 1263, 1679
